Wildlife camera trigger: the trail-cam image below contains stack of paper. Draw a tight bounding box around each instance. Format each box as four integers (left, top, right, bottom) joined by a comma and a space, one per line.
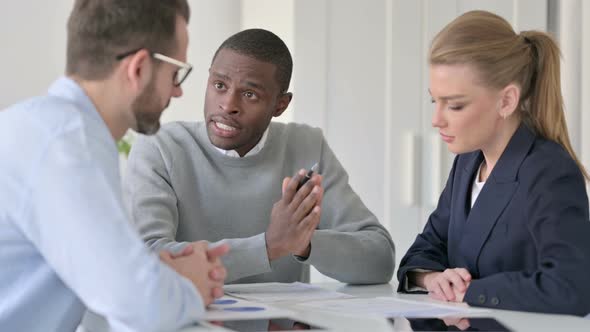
297, 297, 489, 318
223, 282, 354, 303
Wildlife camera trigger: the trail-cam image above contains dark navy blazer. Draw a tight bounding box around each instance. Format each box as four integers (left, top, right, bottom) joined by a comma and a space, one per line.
397, 124, 590, 316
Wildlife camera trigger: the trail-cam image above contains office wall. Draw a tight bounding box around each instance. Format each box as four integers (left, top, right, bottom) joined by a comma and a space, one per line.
0, 1, 72, 109
554, 0, 590, 181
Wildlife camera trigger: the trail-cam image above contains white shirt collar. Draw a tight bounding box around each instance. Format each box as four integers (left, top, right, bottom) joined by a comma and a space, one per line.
214, 127, 269, 158
471, 161, 486, 208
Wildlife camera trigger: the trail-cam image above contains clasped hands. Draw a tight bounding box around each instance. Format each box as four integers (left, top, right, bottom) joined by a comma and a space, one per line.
415, 268, 472, 303
265, 169, 324, 261
159, 241, 230, 306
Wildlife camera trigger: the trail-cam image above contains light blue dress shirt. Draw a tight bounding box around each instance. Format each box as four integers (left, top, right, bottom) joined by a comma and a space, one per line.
0, 77, 204, 332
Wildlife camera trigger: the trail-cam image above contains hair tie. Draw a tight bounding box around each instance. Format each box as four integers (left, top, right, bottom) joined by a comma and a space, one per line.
523, 36, 532, 45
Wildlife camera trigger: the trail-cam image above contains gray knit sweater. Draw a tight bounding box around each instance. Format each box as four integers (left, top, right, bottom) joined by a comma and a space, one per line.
124, 121, 395, 284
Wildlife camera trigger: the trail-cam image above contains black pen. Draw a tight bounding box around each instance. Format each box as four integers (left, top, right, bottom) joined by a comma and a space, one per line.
296, 162, 319, 190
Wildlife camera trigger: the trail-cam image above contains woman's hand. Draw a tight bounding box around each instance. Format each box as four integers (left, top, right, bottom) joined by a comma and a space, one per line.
417, 268, 472, 302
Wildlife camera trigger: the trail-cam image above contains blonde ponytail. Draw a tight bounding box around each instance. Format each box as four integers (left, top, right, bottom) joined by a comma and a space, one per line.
519, 31, 589, 180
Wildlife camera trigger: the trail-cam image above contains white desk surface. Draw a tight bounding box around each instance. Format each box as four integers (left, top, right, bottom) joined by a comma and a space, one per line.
183, 282, 590, 332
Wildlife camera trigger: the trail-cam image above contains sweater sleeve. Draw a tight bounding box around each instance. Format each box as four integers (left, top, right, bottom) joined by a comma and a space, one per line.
302, 136, 395, 284
124, 135, 187, 254
124, 135, 272, 282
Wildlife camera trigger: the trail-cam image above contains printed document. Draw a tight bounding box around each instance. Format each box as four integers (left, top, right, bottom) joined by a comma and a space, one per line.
224, 282, 354, 303
297, 297, 489, 318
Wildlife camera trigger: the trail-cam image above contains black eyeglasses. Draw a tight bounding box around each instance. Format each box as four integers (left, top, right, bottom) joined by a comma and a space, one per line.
116, 49, 193, 87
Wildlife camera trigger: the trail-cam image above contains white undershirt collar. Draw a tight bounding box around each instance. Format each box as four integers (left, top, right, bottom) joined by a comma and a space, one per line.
471, 162, 486, 208
213, 127, 269, 158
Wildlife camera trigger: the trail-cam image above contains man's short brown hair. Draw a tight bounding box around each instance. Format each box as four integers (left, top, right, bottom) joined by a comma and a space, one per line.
66, 0, 190, 80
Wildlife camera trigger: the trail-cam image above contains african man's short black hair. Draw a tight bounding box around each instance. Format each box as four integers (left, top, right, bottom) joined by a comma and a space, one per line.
212, 29, 293, 93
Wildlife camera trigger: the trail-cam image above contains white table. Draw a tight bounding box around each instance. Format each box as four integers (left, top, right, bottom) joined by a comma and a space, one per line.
183, 282, 590, 332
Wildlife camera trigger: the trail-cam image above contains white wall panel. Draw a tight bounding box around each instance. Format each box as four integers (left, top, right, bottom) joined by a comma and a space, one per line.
292, 1, 329, 130
386, 0, 425, 259
514, 0, 548, 31
0, 1, 73, 109
323, 1, 387, 229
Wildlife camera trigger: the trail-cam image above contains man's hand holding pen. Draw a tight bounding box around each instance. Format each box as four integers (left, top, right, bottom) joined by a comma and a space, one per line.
265, 168, 323, 261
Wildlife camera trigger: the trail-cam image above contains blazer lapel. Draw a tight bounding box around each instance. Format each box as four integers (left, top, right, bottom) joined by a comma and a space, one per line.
457, 124, 536, 277
459, 180, 518, 276
448, 151, 483, 266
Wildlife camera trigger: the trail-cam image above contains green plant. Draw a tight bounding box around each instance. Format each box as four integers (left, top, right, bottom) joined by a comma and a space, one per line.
117, 132, 134, 157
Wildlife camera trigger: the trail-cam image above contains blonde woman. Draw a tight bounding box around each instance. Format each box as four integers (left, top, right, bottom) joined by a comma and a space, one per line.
397, 10, 590, 316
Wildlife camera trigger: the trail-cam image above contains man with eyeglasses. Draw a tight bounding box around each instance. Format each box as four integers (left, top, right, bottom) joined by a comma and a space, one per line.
124, 29, 395, 286
0, 1, 228, 331
115, 49, 193, 96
